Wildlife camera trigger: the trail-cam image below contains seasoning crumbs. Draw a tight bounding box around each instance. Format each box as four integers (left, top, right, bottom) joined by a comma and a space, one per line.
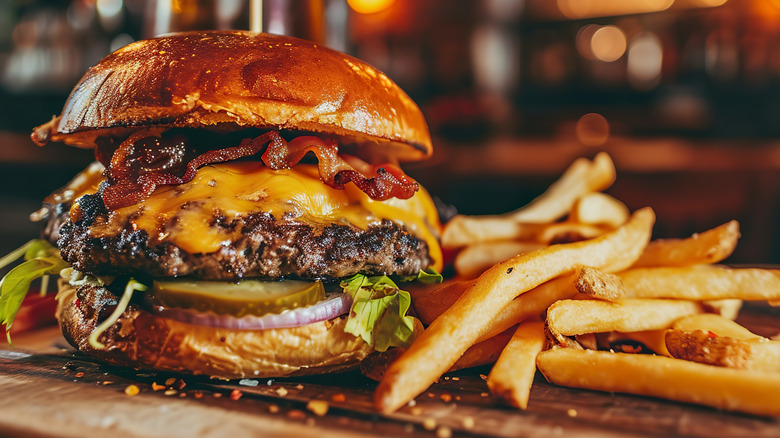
436, 426, 452, 438
124, 385, 140, 396
307, 400, 329, 417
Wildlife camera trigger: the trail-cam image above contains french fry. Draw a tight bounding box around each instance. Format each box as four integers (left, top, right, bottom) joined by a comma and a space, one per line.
410, 273, 583, 338
477, 277, 577, 343
536, 348, 780, 417
441, 153, 616, 248
375, 208, 654, 413
573, 266, 625, 301
620, 265, 780, 301
486, 320, 545, 409
618, 330, 670, 356
666, 329, 780, 374
359, 327, 515, 382
631, 220, 740, 268
409, 279, 472, 325
672, 313, 761, 340
666, 329, 751, 368
546, 298, 702, 344
570, 192, 629, 228
446, 220, 609, 252
454, 241, 546, 279
701, 299, 743, 321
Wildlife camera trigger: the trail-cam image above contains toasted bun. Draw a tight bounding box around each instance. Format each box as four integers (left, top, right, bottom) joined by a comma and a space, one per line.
34, 31, 431, 162
56, 282, 373, 379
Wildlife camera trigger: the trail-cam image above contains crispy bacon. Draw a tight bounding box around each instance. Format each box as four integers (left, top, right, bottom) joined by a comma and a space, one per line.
99, 131, 418, 210
261, 136, 419, 200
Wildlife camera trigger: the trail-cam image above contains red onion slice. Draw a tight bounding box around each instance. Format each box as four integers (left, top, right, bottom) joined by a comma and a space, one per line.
150, 294, 353, 330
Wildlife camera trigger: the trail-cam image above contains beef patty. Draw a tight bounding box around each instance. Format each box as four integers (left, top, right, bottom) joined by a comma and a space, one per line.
56, 210, 431, 281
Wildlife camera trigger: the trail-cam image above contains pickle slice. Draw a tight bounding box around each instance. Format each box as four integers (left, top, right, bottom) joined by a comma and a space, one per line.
148, 279, 326, 317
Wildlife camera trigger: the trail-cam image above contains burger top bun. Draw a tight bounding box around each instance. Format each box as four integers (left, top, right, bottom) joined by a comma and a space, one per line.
34, 31, 432, 162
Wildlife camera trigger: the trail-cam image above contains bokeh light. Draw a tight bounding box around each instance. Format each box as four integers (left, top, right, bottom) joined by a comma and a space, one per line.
628, 32, 663, 89
590, 25, 626, 62
347, 0, 395, 15
576, 113, 610, 146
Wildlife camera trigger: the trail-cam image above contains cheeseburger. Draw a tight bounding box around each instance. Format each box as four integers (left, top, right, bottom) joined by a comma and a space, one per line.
5, 31, 442, 378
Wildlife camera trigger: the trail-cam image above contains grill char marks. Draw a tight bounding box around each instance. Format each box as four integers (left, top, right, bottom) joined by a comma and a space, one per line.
57, 212, 430, 281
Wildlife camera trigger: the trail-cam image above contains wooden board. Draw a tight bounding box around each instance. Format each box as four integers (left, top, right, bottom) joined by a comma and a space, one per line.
2, 303, 780, 438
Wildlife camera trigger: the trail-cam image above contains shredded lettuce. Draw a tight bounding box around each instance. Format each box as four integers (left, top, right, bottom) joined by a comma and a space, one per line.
88, 278, 147, 349
0, 240, 69, 344
340, 270, 441, 352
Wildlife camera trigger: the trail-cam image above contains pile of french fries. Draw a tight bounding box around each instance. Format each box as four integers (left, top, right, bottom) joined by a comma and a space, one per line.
374, 153, 780, 417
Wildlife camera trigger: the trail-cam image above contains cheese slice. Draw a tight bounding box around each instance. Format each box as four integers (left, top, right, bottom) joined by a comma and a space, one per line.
78, 162, 442, 271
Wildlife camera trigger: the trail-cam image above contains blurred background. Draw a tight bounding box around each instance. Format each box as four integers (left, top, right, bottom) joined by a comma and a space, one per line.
1, 0, 780, 263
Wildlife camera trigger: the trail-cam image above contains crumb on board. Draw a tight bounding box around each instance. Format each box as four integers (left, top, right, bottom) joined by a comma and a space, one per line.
423, 418, 437, 431
124, 385, 140, 396
307, 400, 329, 417
436, 426, 452, 438
288, 410, 307, 420
230, 389, 243, 400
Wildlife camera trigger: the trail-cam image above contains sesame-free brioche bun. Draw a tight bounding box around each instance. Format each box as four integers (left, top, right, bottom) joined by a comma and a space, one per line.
32, 31, 432, 162
56, 283, 373, 379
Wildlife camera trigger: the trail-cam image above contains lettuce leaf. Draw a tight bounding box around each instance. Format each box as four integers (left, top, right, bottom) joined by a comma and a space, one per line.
0, 240, 68, 344
340, 271, 438, 352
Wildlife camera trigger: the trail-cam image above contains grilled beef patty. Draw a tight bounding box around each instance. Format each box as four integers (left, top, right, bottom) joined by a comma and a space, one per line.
56, 211, 431, 281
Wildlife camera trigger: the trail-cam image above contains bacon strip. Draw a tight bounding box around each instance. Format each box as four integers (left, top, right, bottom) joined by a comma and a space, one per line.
262, 136, 419, 200
103, 131, 279, 210
100, 131, 418, 210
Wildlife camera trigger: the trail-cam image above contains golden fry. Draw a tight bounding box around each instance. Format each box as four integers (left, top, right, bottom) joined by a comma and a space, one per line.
409, 279, 472, 325
573, 266, 625, 301
455, 241, 546, 279
701, 299, 742, 321
410, 275, 577, 330
570, 192, 629, 228
536, 348, 780, 417
666, 329, 751, 369
620, 265, 780, 301
487, 320, 546, 409
375, 208, 654, 413
445, 220, 608, 251
546, 298, 702, 343
672, 313, 761, 340
631, 220, 740, 268
441, 153, 616, 248
477, 277, 577, 342
360, 328, 515, 382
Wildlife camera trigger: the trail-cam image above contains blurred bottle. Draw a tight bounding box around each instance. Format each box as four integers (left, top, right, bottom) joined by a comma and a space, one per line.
143, 0, 325, 44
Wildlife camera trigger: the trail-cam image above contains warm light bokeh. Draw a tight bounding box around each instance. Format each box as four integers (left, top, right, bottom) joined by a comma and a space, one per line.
347, 0, 395, 15
590, 25, 627, 62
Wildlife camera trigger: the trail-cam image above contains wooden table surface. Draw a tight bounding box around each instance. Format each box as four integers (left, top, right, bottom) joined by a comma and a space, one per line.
2, 303, 780, 438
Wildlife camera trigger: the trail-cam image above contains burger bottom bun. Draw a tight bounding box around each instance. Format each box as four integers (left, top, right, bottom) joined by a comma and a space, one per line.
56, 282, 373, 379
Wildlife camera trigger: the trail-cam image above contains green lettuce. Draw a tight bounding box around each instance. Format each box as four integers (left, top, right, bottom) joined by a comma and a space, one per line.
340, 269, 441, 352
0, 240, 68, 344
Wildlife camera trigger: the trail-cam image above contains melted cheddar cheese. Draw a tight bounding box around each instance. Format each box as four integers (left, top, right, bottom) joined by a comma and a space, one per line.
77, 162, 442, 271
